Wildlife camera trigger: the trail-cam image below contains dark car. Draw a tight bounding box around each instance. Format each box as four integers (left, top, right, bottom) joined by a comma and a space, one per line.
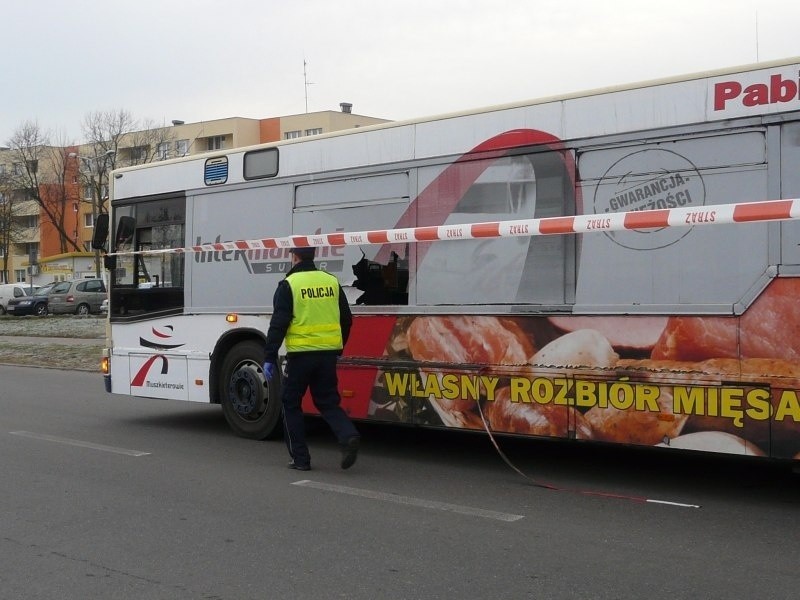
6, 283, 54, 316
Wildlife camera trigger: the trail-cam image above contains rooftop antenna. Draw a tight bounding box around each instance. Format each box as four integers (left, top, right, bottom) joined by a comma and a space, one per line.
303, 59, 315, 113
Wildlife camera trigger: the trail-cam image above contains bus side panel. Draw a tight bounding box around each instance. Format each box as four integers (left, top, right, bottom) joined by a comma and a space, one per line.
109, 353, 133, 396
354, 288, 800, 459
128, 353, 189, 401
779, 121, 800, 266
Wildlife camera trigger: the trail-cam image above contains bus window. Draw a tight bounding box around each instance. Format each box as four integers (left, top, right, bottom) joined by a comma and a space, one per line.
415, 150, 576, 306
294, 173, 411, 306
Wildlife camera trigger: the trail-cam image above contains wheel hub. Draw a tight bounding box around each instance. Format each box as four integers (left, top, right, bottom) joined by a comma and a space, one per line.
227, 364, 266, 418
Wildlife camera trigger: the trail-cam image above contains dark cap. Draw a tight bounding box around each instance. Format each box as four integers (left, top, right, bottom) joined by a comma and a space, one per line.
290, 246, 316, 259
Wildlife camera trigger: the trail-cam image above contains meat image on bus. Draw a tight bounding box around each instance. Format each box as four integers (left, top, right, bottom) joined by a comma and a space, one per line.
92, 56, 800, 462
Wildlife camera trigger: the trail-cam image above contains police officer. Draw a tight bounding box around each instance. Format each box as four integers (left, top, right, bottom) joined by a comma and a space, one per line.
263, 246, 360, 471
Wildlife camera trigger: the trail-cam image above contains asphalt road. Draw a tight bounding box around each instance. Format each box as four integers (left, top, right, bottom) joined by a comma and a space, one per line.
2, 365, 799, 600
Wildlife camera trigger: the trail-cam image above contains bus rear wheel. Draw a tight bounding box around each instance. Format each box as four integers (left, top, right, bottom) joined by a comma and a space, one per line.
219, 340, 282, 440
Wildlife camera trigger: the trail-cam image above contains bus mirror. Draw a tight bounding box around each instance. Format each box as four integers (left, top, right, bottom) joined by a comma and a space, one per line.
92, 213, 110, 250
115, 216, 136, 248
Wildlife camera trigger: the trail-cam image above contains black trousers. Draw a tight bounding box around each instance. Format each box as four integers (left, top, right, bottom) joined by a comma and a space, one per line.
281, 353, 359, 466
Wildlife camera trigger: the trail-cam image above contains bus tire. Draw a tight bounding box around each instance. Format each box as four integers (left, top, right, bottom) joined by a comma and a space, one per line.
219, 340, 282, 440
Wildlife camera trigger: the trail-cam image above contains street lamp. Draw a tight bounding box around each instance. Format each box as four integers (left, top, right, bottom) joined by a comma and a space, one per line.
69, 150, 115, 277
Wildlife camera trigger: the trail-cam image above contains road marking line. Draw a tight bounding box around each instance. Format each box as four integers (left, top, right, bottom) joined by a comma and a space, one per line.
646, 499, 701, 508
292, 479, 524, 522
10, 431, 150, 457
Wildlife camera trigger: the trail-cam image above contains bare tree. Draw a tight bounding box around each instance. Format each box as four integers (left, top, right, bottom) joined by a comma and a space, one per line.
5, 122, 82, 257
80, 110, 176, 216
126, 117, 177, 165
0, 171, 29, 283
80, 109, 132, 218
2, 112, 177, 281
44, 137, 81, 254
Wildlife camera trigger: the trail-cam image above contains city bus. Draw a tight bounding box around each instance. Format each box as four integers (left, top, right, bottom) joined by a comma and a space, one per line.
93, 57, 800, 462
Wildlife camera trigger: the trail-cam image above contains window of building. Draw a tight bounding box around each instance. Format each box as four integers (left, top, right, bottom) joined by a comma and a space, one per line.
206, 136, 225, 151
84, 213, 94, 228
13, 163, 23, 175
130, 146, 148, 161
25, 242, 39, 260
0, 164, 5, 176
176, 139, 189, 156
305, 128, 323, 136
157, 142, 170, 160
84, 184, 93, 199
21, 215, 38, 229
284, 130, 302, 140
14, 269, 26, 283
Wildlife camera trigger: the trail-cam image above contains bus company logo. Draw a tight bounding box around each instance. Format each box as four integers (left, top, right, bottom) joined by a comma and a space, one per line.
193, 231, 346, 275
131, 354, 168, 387
714, 72, 800, 112
592, 148, 706, 250
139, 325, 185, 350
130, 354, 186, 391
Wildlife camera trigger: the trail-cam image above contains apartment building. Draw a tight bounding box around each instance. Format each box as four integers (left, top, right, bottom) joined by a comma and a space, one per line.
0, 105, 389, 284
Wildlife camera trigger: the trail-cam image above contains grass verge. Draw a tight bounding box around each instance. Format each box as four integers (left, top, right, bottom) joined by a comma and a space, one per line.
0, 342, 104, 372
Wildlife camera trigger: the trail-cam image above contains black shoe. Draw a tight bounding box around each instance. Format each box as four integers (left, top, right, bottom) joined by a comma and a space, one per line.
288, 461, 311, 471
340, 437, 360, 470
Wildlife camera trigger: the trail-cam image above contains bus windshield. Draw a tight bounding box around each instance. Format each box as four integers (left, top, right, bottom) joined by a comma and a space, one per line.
108, 195, 185, 318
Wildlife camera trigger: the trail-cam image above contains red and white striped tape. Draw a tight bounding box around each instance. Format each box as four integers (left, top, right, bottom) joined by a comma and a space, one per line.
110, 198, 800, 256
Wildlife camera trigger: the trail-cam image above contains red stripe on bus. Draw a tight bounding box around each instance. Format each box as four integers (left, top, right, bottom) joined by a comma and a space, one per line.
471, 223, 501, 237
234, 241, 249, 249
261, 239, 278, 248
624, 210, 670, 229
733, 200, 793, 222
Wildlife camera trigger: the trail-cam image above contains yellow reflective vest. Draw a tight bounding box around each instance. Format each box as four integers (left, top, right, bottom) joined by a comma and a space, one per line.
285, 270, 344, 352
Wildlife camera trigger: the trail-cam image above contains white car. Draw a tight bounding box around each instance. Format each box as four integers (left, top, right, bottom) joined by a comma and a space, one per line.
0, 283, 40, 314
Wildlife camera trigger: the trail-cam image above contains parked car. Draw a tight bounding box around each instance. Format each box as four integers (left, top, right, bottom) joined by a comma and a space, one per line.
6, 283, 54, 316
46, 278, 107, 315
0, 282, 39, 315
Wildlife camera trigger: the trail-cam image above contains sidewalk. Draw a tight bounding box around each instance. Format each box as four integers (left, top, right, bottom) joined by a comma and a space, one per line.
0, 335, 103, 345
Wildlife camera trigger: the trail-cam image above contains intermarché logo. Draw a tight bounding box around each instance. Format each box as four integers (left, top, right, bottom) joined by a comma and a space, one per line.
193, 235, 346, 275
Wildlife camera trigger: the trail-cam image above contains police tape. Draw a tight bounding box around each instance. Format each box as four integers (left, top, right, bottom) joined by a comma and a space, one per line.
108, 198, 800, 257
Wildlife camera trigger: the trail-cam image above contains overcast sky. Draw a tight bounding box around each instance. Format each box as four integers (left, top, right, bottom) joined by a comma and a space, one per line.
2, 0, 799, 145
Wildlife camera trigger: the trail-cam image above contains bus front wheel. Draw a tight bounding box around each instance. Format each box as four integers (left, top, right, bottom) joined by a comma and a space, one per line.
219, 341, 282, 440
